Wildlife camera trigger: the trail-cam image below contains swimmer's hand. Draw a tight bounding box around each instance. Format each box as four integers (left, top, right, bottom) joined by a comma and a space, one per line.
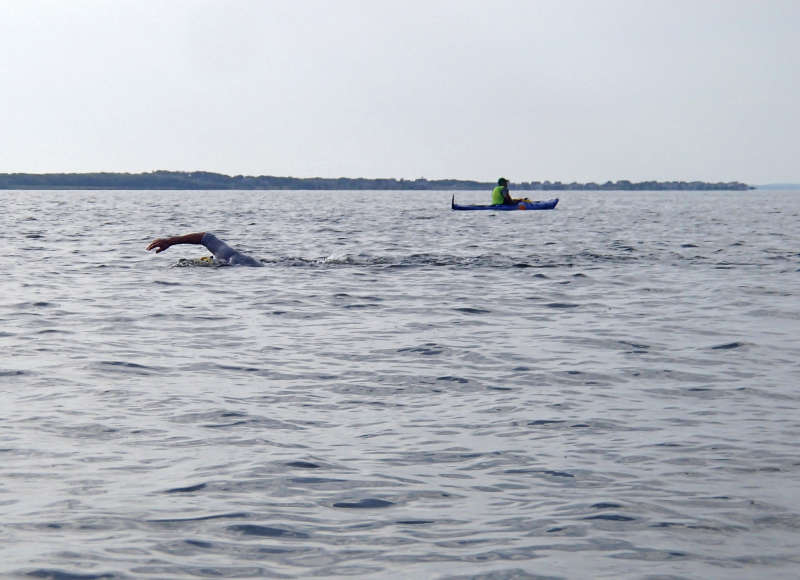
146, 238, 174, 253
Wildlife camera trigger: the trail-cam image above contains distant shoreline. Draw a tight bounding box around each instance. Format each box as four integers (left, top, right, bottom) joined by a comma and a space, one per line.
0, 171, 755, 191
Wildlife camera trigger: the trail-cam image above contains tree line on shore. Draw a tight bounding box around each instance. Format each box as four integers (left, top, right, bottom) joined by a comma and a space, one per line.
0, 171, 754, 190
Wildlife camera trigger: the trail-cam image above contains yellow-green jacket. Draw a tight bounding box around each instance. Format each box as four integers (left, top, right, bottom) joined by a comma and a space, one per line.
492, 185, 508, 205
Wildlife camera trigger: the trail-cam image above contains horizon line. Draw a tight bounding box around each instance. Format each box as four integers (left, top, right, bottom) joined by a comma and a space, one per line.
0, 170, 760, 185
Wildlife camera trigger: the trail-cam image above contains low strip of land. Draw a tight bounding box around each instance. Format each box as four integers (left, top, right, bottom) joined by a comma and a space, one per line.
0, 171, 754, 190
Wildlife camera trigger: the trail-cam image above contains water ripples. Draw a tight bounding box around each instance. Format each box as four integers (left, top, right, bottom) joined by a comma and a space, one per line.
1, 189, 799, 578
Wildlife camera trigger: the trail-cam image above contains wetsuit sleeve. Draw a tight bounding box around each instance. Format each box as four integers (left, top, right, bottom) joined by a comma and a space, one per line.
200, 233, 262, 267
201, 232, 234, 262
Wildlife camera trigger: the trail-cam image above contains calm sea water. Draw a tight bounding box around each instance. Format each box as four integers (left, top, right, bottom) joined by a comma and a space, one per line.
1, 189, 799, 579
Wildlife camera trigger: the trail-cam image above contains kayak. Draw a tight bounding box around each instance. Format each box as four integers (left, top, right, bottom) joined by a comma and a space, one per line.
451, 196, 559, 211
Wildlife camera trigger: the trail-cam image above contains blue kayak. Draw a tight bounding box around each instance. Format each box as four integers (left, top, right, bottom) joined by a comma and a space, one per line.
451, 196, 559, 211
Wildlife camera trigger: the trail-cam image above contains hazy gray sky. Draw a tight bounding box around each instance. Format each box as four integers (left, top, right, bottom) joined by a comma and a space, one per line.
1, 0, 797, 183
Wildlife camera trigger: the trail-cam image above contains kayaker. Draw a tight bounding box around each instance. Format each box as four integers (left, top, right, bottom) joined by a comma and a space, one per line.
491, 177, 524, 205
146, 232, 263, 266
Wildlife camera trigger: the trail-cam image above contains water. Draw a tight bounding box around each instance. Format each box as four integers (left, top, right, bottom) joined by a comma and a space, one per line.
1, 189, 799, 579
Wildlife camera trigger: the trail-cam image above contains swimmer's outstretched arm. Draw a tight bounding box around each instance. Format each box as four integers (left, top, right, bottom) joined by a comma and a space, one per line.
147, 232, 260, 266
146, 232, 206, 253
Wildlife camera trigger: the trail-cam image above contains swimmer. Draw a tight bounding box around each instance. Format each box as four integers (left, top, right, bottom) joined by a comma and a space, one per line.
146, 232, 262, 267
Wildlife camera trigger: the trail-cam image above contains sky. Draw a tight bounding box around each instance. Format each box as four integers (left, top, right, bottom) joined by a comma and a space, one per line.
1, 0, 798, 184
